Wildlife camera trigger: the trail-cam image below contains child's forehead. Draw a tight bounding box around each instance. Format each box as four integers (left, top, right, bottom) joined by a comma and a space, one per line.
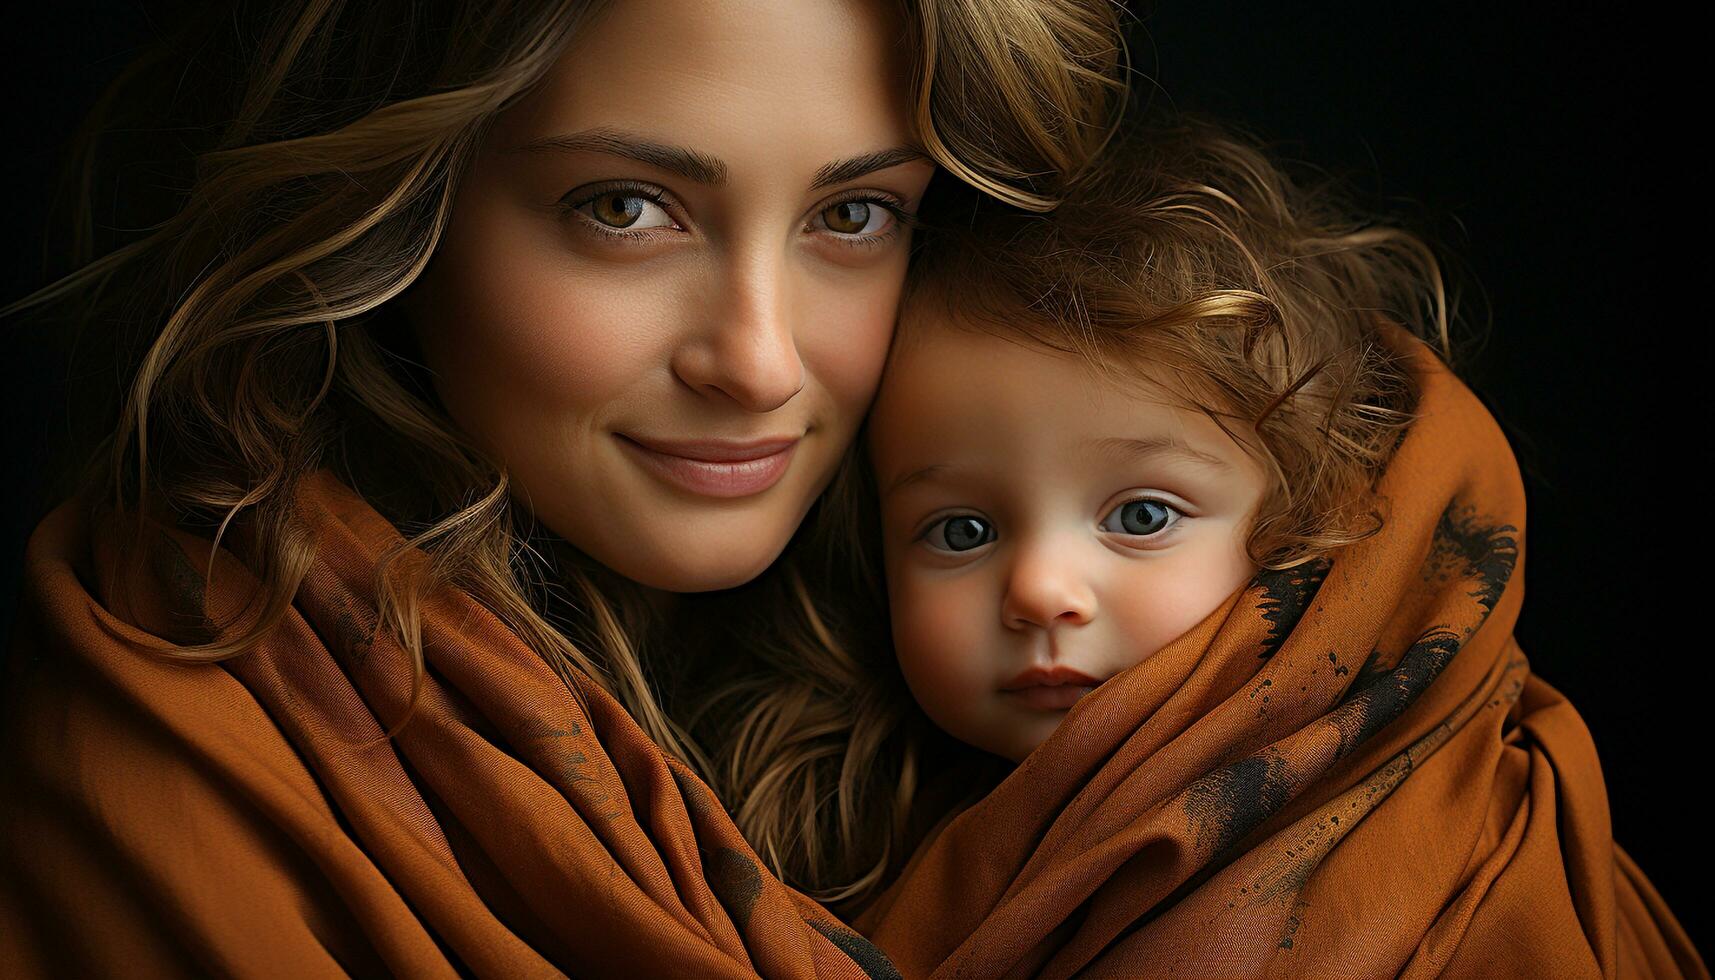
881, 313, 1178, 411
865, 325, 1259, 506
868, 320, 1200, 458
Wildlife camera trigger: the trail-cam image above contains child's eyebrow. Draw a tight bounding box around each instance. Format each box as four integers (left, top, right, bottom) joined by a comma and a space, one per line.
1088, 435, 1232, 471
882, 463, 950, 499
880, 435, 1229, 499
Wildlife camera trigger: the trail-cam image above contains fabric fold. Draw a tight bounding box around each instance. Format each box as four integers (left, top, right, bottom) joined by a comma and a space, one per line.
0, 471, 890, 978
0, 329, 1703, 978
852, 330, 1705, 978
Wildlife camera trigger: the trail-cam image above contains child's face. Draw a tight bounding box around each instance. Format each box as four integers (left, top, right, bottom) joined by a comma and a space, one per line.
866, 322, 1269, 762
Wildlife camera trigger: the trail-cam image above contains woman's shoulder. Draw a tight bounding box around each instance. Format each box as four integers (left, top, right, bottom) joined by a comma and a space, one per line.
0, 495, 387, 977
1, 492, 327, 820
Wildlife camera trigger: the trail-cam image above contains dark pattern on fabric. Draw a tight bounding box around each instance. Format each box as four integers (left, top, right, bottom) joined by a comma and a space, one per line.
711, 848, 764, 932
147, 526, 217, 645
1330, 629, 1463, 761
808, 921, 903, 980
1426, 503, 1519, 615
1253, 558, 1330, 658
1184, 749, 1296, 860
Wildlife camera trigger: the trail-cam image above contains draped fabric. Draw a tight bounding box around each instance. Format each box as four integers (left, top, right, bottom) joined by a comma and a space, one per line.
853, 331, 1706, 978
0, 474, 895, 978
0, 331, 1704, 977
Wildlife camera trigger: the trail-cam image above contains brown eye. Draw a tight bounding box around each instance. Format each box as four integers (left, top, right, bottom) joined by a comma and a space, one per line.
591, 193, 646, 228
565, 186, 677, 233
820, 198, 899, 237
823, 201, 872, 234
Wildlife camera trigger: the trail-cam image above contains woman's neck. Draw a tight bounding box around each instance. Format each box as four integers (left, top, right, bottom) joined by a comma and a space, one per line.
637, 585, 682, 620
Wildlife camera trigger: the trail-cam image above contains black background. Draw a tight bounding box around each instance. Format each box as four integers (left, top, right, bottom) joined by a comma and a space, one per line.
1, 0, 1703, 952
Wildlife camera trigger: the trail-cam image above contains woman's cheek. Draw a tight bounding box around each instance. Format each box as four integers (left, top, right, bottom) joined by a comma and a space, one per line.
440, 222, 677, 414
802, 260, 907, 422
530, 274, 672, 403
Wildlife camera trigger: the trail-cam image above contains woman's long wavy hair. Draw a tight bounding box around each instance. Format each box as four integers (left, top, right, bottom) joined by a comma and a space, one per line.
2, 0, 1125, 860
702, 115, 1460, 915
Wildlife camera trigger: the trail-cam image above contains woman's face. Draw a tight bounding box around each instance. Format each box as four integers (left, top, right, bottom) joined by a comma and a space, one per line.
405, 0, 933, 592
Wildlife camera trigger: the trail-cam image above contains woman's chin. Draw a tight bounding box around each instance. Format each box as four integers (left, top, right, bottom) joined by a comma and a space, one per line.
594, 529, 790, 595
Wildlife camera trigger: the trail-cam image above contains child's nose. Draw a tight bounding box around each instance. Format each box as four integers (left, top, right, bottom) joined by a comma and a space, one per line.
1000, 546, 1098, 631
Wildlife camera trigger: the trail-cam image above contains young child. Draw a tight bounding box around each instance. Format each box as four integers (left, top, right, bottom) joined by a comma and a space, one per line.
865, 302, 1275, 764
698, 121, 1702, 975
701, 116, 1444, 910
863, 118, 1433, 765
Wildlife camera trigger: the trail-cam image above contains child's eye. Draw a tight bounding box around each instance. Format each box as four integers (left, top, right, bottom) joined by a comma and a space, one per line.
1099, 498, 1181, 537
921, 515, 995, 553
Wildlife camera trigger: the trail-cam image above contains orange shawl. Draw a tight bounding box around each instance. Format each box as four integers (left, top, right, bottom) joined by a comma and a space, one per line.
0, 335, 1704, 978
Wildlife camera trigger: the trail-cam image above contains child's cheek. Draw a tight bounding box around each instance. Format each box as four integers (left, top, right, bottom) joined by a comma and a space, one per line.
1108, 543, 1258, 662
888, 567, 997, 739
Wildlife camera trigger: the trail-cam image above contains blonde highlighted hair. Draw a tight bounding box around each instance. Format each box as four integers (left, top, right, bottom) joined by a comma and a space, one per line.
701, 114, 1457, 914
3, 0, 1124, 817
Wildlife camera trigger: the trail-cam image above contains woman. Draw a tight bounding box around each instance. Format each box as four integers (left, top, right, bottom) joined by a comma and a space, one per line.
0, 0, 1124, 975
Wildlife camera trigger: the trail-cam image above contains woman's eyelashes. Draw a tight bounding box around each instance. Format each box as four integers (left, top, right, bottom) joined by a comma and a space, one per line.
915, 497, 1186, 555
555, 180, 911, 248
558, 181, 680, 240
808, 190, 912, 247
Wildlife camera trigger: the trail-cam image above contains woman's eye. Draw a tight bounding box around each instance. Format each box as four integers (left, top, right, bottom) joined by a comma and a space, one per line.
1100, 499, 1180, 537
815, 199, 896, 237
922, 515, 994, 553
560, 185, 679, 233
580, 191, 675, 230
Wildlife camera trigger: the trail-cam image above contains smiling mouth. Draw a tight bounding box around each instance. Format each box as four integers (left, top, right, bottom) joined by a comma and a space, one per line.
616, 433, 800, 498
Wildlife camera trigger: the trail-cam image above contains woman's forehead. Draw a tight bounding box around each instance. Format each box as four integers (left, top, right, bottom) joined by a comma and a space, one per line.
488, 0, 916, 181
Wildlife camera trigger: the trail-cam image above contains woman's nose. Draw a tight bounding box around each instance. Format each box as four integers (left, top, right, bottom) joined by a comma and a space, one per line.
671, 247, 805, 413
1000, 541, 1099, 631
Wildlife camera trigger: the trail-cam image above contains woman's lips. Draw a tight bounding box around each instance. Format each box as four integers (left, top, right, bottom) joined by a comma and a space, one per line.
617, 433, 800, 498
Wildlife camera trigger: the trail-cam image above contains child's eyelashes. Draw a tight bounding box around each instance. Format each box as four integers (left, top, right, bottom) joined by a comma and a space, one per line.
920, 515, 997, 553
1099, 498, 1181, 537
914, 497, 1186, 555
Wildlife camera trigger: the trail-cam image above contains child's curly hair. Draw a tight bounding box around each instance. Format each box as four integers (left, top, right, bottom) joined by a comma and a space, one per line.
692, 115, 1455, 918
898, 116, 1449, 568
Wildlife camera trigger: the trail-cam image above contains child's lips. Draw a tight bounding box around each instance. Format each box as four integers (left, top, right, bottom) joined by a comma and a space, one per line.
999, 665, 1105, 711
1004, 685, 1098, 711
999, 665, 1103, 691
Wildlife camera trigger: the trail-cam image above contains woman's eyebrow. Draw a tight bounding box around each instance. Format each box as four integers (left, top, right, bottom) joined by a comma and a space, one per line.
509, 127, 728, 184
811, 147, 929, 189
508, 127, 925, 190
